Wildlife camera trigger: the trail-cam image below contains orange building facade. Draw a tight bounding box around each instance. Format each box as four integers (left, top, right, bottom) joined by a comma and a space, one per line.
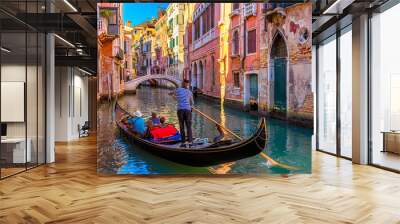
97, 3, 125, 100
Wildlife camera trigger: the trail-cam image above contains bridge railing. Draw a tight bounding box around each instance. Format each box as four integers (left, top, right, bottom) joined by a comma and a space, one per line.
131, 72, 180, 81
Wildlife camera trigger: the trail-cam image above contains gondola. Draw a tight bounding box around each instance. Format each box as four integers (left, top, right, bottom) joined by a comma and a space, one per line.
115, 103, 267, 167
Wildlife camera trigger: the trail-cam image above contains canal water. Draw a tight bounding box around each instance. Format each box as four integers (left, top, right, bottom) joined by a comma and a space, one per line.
97, 86, 312, 175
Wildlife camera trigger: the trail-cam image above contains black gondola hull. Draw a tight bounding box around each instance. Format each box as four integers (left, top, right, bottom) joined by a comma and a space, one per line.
115, 103, 267, 167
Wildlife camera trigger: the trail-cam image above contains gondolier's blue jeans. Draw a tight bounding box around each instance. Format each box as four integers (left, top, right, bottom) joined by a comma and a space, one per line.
177, 109, 193, 143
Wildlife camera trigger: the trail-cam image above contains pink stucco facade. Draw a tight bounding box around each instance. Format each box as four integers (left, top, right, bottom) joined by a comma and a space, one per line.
186, 3, 313, 125
188, 3, 221, 98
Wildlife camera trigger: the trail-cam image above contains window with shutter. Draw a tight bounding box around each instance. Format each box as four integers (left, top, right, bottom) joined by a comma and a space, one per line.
206, 7, 210, 32
233, 72, 240, 88
178, 14, 183, 25
247, 29, 256, 54
202, 13, 207, 35
233, 30, 239, 55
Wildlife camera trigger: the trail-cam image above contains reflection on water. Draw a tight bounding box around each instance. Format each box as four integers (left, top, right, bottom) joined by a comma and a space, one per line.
97, 86, 312, 174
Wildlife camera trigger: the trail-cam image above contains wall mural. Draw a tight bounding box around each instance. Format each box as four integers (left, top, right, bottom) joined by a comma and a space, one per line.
97, 2, 313, 175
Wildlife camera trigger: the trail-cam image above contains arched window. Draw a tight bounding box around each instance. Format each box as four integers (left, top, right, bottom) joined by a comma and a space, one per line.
210, 4, 215, 28
233, 30, 239, 55
271, 33, 287, 59
233, 3, 240, 11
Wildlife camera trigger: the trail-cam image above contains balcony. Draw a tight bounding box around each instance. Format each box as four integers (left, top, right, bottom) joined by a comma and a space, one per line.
244, 3, 256, 17
263, 3, 288, 26
263, 3, 295, 14
99, 8, 119, 36
98, 21, 120, 43
193, 28, 216, 50
113, 47, 124, 60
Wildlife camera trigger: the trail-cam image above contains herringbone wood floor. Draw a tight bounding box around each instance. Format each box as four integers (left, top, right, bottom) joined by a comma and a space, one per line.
1, 135, 400, 224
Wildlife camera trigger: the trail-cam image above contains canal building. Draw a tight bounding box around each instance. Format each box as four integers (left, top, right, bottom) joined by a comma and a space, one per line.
166, 4, 178, 79
134, 21, 156, 76
262, 2, 313, 126
131, 23, 146, 78
189, 3, 221, 98
124, 22, 134, 82
183, 19, 193, 81
224, 3, 263, 109
153, 9, 169, 75
182, 4, 196, 81
166, 3, 188, 80
97, 3, 125, 100
182, 3, 313, 126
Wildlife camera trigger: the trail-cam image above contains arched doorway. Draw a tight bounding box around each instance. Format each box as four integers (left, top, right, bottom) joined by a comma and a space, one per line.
270, 32, 288, 113
198, 61, 204, 90
244, 73, 259, 111
192, 63, 197, 88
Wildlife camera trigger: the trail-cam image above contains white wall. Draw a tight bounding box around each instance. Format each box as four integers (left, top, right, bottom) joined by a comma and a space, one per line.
1, 65, 38, 138
1, 65, 26, 140
54, 66, 89, 141
1, 63, 46, 164
55, 66, 69, 141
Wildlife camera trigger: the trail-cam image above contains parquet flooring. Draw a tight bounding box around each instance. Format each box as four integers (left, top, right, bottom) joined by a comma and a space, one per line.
1, 135, 400, 223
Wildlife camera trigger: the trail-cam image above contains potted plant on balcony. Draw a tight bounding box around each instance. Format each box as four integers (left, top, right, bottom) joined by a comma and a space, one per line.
100, 9, 113, 20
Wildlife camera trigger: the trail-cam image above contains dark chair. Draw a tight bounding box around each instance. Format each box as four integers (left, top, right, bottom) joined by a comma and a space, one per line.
78, 121, 90, 138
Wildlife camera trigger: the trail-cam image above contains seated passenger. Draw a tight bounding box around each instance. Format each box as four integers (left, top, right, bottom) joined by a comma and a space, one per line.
144, 119, 155, 139
127, 111, 146, 136
159, 116, 167, 128
146, 119, 154, 129
150, 112, 161, 125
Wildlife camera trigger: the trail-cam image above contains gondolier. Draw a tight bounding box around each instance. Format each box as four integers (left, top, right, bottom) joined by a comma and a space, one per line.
169, 79, 194, 146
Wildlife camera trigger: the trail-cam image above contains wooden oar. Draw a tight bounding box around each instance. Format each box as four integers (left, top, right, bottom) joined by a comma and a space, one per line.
191, 106, 299, 171
191, 107, 239, 138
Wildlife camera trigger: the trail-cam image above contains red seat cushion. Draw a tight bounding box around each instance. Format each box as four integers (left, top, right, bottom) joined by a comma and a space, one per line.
150, 125, 178, 140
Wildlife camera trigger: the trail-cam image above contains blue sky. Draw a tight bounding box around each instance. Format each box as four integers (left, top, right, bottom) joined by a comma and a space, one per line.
123, 3, 169, 26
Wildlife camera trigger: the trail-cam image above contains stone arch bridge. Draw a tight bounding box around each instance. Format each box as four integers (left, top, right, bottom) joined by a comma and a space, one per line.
124, 74, 181, 94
